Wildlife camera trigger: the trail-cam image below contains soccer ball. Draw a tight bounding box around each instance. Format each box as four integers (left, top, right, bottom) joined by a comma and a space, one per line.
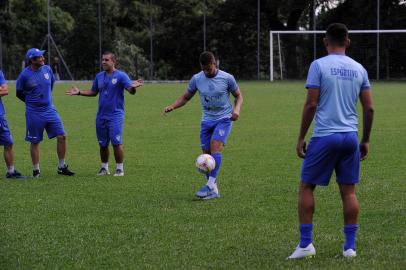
195, 154, 216, 174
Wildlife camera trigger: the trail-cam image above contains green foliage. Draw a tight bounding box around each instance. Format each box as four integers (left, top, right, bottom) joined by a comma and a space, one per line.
114, 39, 150, 79
1, 1, 406, 79
0, 81, 405, 268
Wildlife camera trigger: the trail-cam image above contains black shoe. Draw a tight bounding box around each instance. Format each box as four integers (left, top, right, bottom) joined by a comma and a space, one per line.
6, 169, 26, 179
57, 164, 75, 176
33, 169, 40, 178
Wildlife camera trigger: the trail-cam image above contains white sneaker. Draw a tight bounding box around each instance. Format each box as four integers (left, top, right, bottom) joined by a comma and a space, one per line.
287, 243, 316, 259
97, 168, 110, 176
343, 248, 357, 258
113, 169, 124, 176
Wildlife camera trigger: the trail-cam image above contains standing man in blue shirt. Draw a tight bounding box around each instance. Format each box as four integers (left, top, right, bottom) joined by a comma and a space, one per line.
66, 51, 142, 176
0, 70, 25, 179
287, 23, 374, 259
164, 51, 243, 200
16, 48, 75, 178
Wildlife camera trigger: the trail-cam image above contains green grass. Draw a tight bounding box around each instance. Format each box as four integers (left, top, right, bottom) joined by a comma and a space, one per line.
0, 81, 405, 269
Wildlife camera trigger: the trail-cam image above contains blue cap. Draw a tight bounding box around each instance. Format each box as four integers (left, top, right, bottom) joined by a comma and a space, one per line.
26, 48, 45, 59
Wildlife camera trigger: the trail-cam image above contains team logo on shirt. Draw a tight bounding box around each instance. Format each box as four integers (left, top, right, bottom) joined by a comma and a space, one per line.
44, 73, 50, 80
112, 78, 117, 85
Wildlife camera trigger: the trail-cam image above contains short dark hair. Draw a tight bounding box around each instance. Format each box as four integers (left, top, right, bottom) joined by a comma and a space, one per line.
326, 23, 348, 46
102, 51, 116, 62
199, 51, 215, 66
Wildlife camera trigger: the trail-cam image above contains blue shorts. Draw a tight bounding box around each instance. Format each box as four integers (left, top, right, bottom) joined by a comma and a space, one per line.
96, 117, 123, 147
301, 132, 360, 186
25, 109, 65, 143
200, 118, 233, 151
0, 117, 13, 146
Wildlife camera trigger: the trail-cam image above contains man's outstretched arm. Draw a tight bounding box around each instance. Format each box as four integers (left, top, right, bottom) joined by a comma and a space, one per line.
66, 86, 98, 97
163, 90, 195, 114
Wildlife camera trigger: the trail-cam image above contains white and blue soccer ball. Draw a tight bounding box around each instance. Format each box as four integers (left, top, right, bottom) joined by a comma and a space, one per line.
195, 154, 216, 174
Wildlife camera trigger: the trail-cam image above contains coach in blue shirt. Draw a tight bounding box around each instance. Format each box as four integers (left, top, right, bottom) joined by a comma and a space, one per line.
164, 51, 243, 200
287, 23, 374, 259
66, 51, 142, 176
16, 48, 75, 178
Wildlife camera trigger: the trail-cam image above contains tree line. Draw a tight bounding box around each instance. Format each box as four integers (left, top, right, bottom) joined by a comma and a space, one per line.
0, 0, 405, 80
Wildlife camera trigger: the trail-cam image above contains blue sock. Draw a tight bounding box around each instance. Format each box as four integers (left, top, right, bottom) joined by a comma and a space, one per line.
209, 153, 222, 179
343, 224, 358, 251
299, 224, 313, 248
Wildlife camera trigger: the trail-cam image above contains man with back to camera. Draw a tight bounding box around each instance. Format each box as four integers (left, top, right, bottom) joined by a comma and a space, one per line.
16, 48, 75, 178
0, 70, 25, 179
287, 23, 374, 259
66, 51, 143, 176
163, 51, 243, 200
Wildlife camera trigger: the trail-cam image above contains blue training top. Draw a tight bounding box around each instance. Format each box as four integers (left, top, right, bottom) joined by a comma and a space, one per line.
306, 53, 371, 137
91, 69, 133, 119
187, 70, 238, 121
0, 70, 6, 116
16, 65, 55, 112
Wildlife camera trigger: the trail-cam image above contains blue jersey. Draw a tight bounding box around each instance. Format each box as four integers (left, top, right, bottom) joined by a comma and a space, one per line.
16, 65, 55, 112
187, 70, 238, 121
306, 54, 371, 137
91, 69, 132, 119
0, 70, 6, 116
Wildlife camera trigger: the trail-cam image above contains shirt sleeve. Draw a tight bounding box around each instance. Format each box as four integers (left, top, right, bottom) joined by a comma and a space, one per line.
16, 74, 25, 92
91, 76, 99, 93
187, 75, 197, 93
305, 61, 321, 89
16, 73, 26, 102
49, 66, 55, 90
227, 74, 239, 93
121, 72, 133, 89
0, 71, 6, 85
360, 67, 371, 91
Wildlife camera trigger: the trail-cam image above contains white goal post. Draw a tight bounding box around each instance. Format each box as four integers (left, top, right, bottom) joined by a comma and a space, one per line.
269, 29, 406, 81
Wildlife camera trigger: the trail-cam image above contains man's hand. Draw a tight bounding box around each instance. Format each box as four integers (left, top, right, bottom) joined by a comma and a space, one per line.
163, 105, 174, 114
360, 141, 369, 161
126, 80, 143, 95
0, 84, 8, 97
296, 139, 307, 159
231, 110, 240, 121
66, 86, 80, 96
132, 79, 143, 89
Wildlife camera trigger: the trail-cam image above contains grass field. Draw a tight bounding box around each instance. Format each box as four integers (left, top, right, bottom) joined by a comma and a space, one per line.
0, 81, 405, 269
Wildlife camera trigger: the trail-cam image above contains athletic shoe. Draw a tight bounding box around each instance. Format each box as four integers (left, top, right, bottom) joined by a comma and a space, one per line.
6, 170, 26, 179
113, 169, 124, 176
195, 185, 220, 200
287, 243, 316, 259
343, 248, 357, 258
202, 192, 220, 200
33, 169, 41, 178
97, 168, 110, 176
57, 164, 75, 176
